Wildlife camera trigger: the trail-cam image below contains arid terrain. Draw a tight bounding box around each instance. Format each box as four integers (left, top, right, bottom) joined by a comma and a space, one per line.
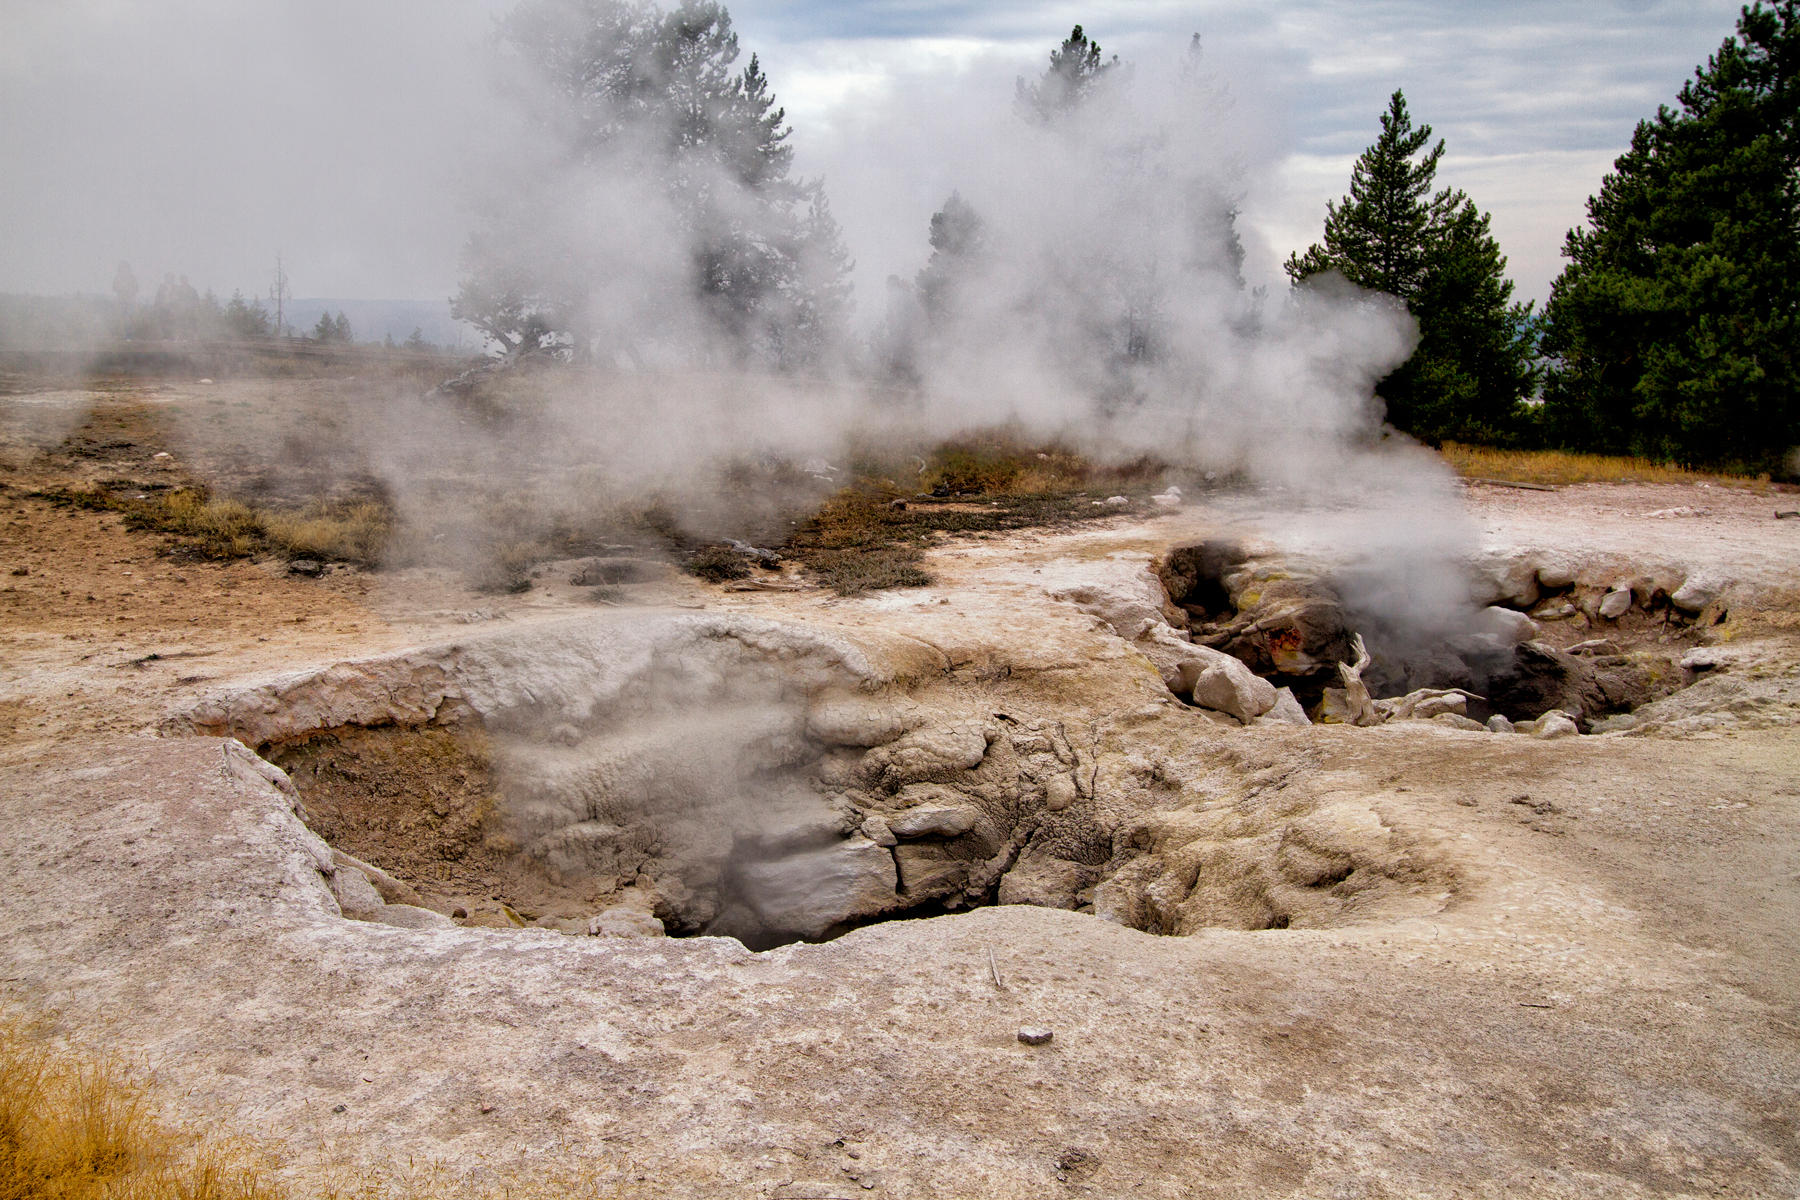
2, 373, 1798, 1198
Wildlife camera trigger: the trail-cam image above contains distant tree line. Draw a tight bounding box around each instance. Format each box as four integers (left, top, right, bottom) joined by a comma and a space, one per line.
1287, 1, 1799, 472
454, 0, 1794, 472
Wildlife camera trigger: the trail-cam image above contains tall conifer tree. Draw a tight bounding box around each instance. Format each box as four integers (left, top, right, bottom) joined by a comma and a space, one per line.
1287, 91, 1536, 444
1541, 1, 1800, 468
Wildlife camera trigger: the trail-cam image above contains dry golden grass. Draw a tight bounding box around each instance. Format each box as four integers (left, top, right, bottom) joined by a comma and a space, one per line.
0, 1010, 280, 1200
38, 487, 394, 566
1441, 442, 1772, 489
0, 1009, 646, 1200
260, 501, 392, 564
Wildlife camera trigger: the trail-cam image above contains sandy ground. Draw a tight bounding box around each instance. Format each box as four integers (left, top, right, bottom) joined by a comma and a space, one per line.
2, 383, 1799, 1197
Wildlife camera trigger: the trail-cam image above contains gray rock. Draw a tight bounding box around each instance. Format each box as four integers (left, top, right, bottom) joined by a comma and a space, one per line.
1018, 1026, 1054, 1046
1043, 774, 1078, 811
1186, 644, 1278, 722
1256, 687, 1311, 728
1680, 647, 1727, 672
587, 906, 665, 938
1486, 714, 1515, 734
1588, 713, 1642, 734
287, 558, 325, 578
1135, 627, 1209, 694
1317, 687, 1356, 725
997, 854, 1091, 909
1432, 713, 1488, 731
1536, 558, 1579, 590
863, 723, 992, 788
894, 844, 969, 900
858, 814, 897, 847
737, 838, 897, 939
370, 904, 455, 930
1532, 712, 1581, 740
332, 848, 421, 907
1481, 606, 1538, 644
806, 692, 920, 748
1598, 587, 1633, 621
1473, 549, 1541, 608
1376, 688, 1469, 721
1670, 571, 1727, 614
1568, 639, 1621, 657
888, 803, 980, 839
1046, 571, 1176, 641
327, 863, 384, 919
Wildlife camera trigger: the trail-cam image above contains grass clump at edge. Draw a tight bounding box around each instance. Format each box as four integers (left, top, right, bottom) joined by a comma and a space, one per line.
35, 485, 393, 566
1440, 442, 1777, 490
0, 1008, 279, 1200
0, 1005, 647, 1200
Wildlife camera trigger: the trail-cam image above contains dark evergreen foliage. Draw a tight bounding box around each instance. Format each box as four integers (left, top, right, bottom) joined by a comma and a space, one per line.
1286, 90, 1537, 445
452, 0, 851, 367
916, 191, 986, 322
1016, 24, 1121, 123
1540, 1, 1800, 470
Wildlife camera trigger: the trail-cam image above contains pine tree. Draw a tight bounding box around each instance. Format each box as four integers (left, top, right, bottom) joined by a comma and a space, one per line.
1287, 90, 1536, 444
453, 0, 848, 367
1540, 1, 1799, 469
224, 291, 271, 339
915, 192, 986, 322
1016, 25, 1120, 122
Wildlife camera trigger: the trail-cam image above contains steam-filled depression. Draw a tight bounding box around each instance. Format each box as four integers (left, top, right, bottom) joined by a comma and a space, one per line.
199, 608, 1460, 950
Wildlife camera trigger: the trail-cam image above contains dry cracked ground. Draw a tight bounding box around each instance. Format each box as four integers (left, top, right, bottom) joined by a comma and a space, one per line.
2, 379, 1799, 1198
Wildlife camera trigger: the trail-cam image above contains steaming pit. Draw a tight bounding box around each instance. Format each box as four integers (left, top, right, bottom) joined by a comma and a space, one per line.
1151, 538, 1718, 729
174, 606, 1457, 949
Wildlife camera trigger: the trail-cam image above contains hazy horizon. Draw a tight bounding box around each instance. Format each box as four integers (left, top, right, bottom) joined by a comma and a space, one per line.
1, 1, 1749, 316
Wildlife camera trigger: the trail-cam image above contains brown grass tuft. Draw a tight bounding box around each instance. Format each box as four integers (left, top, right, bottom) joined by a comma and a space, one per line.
0, 1010, 278, 1200
1440, 443, 1774, 489
35, 486, 393, 566
0, 1007, 648, 1199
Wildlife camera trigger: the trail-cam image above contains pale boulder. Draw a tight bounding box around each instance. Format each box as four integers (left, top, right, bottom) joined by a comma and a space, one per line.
888, 804, 981, 839
737, 838, 897, 940
1188, 645, 1278, 723
1255, 688, 1312, 728
1479, 607, 1538, 644
1670, 571, 1728, 614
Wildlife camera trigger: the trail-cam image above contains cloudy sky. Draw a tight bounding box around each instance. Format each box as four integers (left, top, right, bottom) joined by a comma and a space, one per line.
0, 0, 1750, 312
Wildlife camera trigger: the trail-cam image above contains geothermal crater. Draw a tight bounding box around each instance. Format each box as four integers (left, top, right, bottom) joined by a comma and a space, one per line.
177, 538, 1726, 951
180, 597, 1457, 950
